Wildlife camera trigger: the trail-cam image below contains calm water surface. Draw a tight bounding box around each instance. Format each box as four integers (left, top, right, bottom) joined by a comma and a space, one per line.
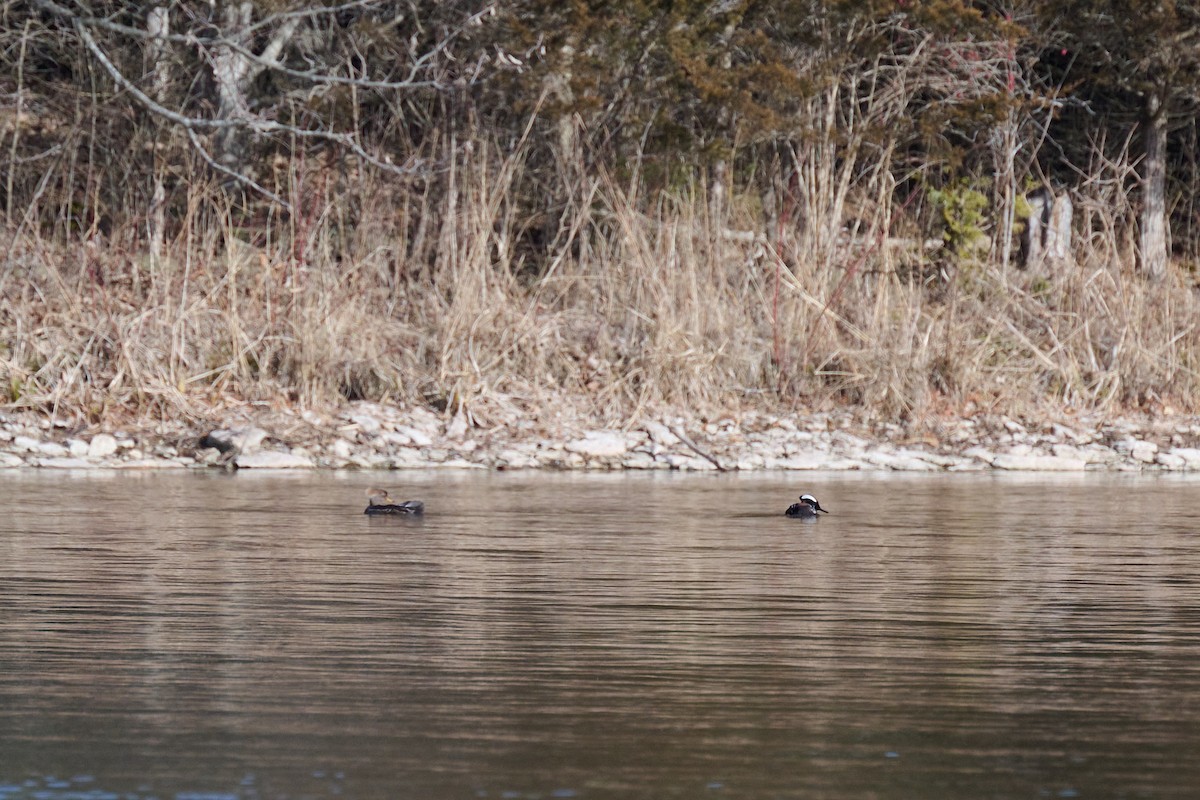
2, 470, 1200, 799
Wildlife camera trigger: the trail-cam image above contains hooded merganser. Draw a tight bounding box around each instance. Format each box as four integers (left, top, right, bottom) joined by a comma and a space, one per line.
364, 487, 425, 516
784, 494, 828, 518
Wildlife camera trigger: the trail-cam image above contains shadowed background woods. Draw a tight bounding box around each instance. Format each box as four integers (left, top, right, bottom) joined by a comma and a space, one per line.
4, 1, 1200, 426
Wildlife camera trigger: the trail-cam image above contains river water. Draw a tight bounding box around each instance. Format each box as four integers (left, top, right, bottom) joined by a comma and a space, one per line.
2, 470, 1199, 799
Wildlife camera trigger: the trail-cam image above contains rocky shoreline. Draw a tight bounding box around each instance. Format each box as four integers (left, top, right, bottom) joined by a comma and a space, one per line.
4, 402, 1200, 474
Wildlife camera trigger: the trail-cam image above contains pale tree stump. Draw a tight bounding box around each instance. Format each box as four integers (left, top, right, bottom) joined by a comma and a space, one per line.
1021, 187, 1073, 269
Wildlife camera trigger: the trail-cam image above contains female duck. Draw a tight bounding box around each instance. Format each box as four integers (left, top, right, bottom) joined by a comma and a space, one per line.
364, 487, 425, 516
785, 494, 828, 518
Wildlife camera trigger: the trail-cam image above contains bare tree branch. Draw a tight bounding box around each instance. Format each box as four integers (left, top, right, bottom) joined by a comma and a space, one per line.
60, 5, 425, 184
35, 0, 475, 92
185, 128, 292, 210
243, 0, 390, 35
71, 16, 235, 130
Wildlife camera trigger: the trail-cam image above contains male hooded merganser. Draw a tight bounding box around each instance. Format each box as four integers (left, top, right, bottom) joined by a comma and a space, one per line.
364, 487, 425, 516
784, 494, 828, 518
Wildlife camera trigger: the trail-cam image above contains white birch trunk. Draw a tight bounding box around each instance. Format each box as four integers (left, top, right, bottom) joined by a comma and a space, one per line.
1140, 94, 1168, 280
211, 2, 300, 169
147, 5, 170, 262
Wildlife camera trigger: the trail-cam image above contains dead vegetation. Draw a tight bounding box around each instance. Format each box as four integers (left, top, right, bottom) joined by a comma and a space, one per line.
3, 128, 1199, 430
3, 2, 1200, 430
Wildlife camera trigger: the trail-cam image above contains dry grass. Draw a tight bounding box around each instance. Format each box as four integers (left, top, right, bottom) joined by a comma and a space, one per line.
3, 129, 1200, 431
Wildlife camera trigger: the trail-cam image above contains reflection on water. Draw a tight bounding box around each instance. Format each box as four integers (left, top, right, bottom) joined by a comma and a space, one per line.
2, 470, 1200, 799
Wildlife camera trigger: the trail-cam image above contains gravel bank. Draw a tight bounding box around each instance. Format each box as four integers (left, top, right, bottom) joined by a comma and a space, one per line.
4, 403, 1200, 474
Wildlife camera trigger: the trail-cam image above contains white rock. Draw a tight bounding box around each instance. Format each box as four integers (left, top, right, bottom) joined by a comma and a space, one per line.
910, 451, 964, 468
66, 439, 89, 457
962, 447, 996, 464
947, 461, 989, 471
1083, 445, 1120, 464
831, 432, 870, 453
1156, 452, 1186, 470
1051, 423, 1083, 442
497, 449, 538, 469
37, 442, 68, 457
1168, 448, 1200, 469
350, 414, 382, 434
1115, 437, 1158, 463
12, 435, 41, 453
390, 447, 427, 467
622, 451, 660, 470
948, 428, 974, 444
193, 447, 223, 465
437, 458, 486, 469
565, 431, 629, 458
39, 457, 97, 469
736, 454, 766, 471
395, 425, 433, 447
234, 427, 269, 453
643, 421, 680, 446
234, 450, 313, 469
866, 450, 941, 471
665, 453, 716, 470
768, 454, 839, 470
0, 452, 24, 467
1131, 443, 1158, 463
88, 433, 118, 458
1051, 443, 1088, 461
992, 454, 1088, 471
446, 412, 469, 439
378, 431, 412, 447
363, 452, 394, 468
330, 438, 353, 459
114, 459, 185, 470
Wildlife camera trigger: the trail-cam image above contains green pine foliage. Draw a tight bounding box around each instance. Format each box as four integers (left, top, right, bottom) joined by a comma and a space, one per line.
929, 179, 990, 260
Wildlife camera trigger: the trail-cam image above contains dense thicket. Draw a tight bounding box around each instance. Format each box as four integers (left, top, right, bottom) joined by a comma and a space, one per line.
3, 0, 1200, 421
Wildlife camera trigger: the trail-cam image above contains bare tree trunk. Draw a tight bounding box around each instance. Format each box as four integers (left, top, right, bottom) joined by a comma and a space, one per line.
7, 20, 32, 227
147, 4, 170, 263
1047, 191, 1072, 261
708, 18, 737, 230
213, 2, 253, 168
994, 95, 1019, 268
1021, 186, 1049, 269
1140, 93, 1168, 280
548, 38, 579, 168
212, 2, 300, 170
